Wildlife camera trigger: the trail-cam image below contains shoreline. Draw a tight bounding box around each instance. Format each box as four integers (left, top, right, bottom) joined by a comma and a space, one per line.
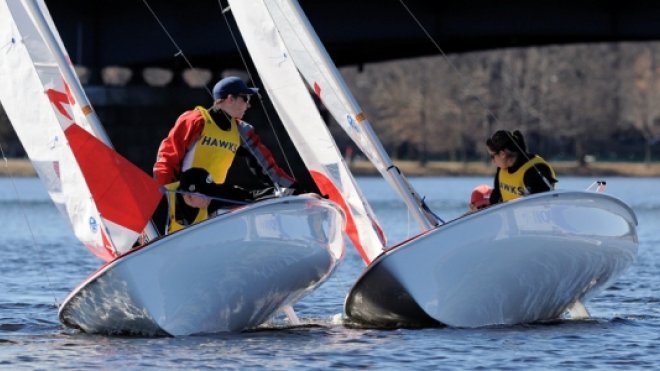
1, 158, 37, 177
349, 159, 660, 177
2, 158, 660, 177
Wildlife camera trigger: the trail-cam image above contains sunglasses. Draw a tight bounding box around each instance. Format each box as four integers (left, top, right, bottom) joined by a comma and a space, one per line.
489, 150, 500, 159
236, 94, 251, 104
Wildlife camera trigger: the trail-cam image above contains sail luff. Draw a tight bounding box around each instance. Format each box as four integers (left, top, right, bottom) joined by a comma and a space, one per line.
264, 0, 438, 231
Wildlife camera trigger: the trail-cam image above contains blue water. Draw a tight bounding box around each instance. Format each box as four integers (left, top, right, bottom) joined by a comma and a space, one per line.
1, 176, 659, 369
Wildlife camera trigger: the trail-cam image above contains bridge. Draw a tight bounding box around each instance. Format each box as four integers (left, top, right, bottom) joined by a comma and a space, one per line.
6, 0, 660, 173
48, 0, 660, 76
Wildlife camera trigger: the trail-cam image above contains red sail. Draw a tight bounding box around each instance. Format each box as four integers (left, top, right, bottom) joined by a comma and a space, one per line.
64, 124, 161, 236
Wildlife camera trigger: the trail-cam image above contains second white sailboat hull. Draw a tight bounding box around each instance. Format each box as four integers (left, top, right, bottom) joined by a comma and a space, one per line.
345, 191, 638, 328
59, 195, 345, 336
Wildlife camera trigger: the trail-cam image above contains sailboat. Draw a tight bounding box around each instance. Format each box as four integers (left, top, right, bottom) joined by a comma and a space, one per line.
228, 0, 638, 328
0, 0, 346, 336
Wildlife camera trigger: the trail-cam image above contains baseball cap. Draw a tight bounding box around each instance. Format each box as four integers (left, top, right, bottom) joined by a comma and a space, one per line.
212, 76, 259, 100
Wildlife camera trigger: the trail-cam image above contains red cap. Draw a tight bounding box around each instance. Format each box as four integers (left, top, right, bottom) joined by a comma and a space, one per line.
470, 184, 492, 209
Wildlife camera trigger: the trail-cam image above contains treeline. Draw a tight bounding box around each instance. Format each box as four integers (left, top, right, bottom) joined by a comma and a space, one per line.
2, 41, 660, 164
335, 41, 660, 163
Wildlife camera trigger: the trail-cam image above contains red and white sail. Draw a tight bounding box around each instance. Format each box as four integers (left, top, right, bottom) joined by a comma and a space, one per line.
230, 0, 387, 263
0, 0, 161, 261
263, 1, 439, 233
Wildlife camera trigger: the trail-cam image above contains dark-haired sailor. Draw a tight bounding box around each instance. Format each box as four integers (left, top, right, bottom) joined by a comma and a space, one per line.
486, 129, 557, 205
154, 76, 296, 233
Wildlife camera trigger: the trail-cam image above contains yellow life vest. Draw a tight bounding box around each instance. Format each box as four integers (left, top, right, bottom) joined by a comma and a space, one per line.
498, 155, 556, 201
187, 106, 240, 184
164, 182, 208, 234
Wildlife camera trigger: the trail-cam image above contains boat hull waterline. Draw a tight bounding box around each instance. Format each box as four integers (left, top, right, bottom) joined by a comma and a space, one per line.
345, 190, 638, 328
59, 195, 345, 336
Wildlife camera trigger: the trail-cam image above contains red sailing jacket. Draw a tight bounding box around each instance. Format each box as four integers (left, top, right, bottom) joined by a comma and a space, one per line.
153, 107, 295, 188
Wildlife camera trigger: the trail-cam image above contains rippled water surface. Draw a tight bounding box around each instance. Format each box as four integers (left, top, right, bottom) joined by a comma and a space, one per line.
1, 176, 659, 369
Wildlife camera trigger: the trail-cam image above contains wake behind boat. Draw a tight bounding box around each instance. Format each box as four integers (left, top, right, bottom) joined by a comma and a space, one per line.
229, 0, 640, 328
0, 0, 346, 335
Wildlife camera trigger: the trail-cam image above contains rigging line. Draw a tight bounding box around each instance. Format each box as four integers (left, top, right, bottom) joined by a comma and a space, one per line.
399, 1, 554, 191
141, 0, 212, 98
161, 187, 249, 205
143, 0, 296, 186
397, 0, 500, 130
217, 0, 297, 180
0, 145, 59, 308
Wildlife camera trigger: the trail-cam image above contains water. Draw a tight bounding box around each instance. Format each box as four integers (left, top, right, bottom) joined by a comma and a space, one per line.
1, 176, 659, 369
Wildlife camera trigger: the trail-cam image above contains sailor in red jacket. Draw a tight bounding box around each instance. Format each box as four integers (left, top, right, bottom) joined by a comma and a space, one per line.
154, 76, 296, 232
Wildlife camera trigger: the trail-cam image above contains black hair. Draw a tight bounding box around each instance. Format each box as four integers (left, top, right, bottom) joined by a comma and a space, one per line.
486, 130, 527, 154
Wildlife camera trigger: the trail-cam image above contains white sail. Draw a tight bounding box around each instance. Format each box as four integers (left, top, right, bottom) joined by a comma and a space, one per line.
229, 0, 386, 262
258, 0, 439, 233
0, 0, 161, 260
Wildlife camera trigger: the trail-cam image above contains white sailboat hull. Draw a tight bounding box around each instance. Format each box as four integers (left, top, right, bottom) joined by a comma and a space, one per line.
345, 191, 638, 328
59, 194, 345, 336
